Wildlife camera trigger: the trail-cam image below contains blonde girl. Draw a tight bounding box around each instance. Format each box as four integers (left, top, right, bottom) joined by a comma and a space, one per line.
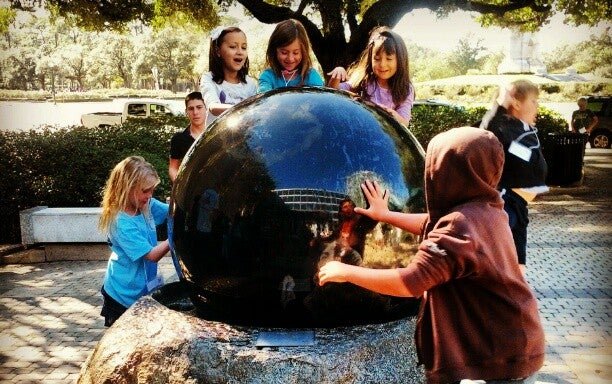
99, 156, 170, 326
200, 26, 257, 127
480, 80, 547, 274
328, 28, 414, 125
257, 19, 324, 93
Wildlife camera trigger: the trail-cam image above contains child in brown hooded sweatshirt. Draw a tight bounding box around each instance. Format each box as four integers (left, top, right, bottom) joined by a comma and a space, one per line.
318, 127, 545, 383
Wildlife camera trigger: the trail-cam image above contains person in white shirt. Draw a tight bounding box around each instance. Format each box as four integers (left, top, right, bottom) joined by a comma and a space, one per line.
200, 26, 257, 127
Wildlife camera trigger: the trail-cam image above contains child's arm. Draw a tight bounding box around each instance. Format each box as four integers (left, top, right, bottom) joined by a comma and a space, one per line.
354, 180, 427, 235
386, 85, 415, 126
327, 67, 347, 89
200, 73, 232, 116
318, 260, 413, 297
496, 83, 514, 109
207, 102, 233, 117
144, 239, 170, 262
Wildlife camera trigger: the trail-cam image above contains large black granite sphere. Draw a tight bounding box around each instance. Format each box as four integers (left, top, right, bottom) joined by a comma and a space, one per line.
170, 87, 425, 327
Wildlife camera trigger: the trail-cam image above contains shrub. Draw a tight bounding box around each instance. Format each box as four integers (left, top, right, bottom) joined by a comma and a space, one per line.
0, 115, 188, 243
535, 106, 570, 149
415, 82, 612, 104
540, 84, 561, 94
407, 103, 568, 151
0, 104, 569, 244
408, 104, 482, 149
0, 88, 183, 102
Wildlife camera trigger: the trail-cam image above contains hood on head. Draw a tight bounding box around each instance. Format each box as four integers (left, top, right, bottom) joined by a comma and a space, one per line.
424, 127, 504, 228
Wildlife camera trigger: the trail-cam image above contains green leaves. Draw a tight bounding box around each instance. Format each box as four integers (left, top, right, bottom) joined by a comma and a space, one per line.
0, 114, 188, 243
407, 102, 567, 150
408, 103, 476, 149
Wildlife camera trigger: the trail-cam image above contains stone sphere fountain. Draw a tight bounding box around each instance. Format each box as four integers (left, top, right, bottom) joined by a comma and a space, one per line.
79, 88, 427, 383
171, 86, 425, 328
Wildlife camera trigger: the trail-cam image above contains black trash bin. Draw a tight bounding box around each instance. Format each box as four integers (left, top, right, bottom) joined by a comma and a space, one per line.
543, 132, 588, 186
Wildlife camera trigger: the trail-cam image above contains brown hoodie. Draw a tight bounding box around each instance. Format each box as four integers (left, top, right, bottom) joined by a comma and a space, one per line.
399, 127, 545, 383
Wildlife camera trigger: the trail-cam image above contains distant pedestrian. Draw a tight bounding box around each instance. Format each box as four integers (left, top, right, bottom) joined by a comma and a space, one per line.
99, 156, 170, 327
571, 96, 598, 134
257, 19, 324, 93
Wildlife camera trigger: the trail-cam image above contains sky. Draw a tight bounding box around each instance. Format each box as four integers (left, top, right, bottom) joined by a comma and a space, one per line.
237, 7, 610, 56
395, 9, 610, 54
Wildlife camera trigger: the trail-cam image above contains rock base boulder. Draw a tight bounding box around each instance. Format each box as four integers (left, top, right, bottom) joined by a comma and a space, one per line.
79, 295, 424, 383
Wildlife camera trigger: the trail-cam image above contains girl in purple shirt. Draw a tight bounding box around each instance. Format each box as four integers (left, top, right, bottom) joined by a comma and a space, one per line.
328, 28, 414, 126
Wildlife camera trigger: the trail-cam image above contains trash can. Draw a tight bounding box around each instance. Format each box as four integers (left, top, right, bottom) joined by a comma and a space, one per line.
543, 133, 588, 186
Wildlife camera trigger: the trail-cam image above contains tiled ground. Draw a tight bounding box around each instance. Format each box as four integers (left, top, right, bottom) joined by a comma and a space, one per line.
526, 150, 611, 383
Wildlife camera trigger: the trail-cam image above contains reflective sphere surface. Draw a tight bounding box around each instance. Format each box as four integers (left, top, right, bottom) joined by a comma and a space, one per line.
170, 87, 425, 327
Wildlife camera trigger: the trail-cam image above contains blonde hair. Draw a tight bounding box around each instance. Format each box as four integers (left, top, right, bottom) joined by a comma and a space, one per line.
506, 79, 539, 114
99, 156, 160, 233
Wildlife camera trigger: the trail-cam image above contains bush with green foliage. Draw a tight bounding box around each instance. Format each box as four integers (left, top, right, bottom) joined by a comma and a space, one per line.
408, 103, 568, 150
0, 104, 569, 244
534, 106, 571, 148
0, 114, 188, 243
408, 104, 485, 149
416, 82, 612, 104
0, 88, 182, 102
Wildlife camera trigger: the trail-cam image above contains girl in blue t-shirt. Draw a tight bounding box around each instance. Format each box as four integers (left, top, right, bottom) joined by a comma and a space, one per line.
257, 19, 324, 93
99, 156, 170, 326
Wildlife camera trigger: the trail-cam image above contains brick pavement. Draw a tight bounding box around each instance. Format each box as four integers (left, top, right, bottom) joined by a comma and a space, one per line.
0, 149, 610, 383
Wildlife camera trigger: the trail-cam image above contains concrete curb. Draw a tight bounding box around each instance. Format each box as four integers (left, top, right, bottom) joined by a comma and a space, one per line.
0, 243, 108, 265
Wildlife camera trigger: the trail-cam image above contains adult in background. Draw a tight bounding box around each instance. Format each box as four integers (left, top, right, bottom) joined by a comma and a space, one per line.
168, 92, 205, 183
571, 96, 598, 134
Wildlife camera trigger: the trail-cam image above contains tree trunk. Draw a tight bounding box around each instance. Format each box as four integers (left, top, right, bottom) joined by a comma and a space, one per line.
234, 0, 437, 74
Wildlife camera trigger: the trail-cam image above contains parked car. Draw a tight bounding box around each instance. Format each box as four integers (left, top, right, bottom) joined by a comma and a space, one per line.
80, 100, 179, 128
585, 95, 611, 148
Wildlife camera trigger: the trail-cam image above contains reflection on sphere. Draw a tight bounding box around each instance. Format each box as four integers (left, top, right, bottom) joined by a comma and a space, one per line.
171, 87, 425, 327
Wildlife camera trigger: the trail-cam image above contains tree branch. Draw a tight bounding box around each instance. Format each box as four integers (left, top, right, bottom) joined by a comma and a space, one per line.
234, 0, 324, 51
358, 0, 446, 35
296, 0, 310, 15
466, 0, 551, 15
234, 0, 296, 24
346, 0, 359, 36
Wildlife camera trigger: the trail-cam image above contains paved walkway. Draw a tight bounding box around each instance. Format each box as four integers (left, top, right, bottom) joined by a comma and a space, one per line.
0, 149, 610, 383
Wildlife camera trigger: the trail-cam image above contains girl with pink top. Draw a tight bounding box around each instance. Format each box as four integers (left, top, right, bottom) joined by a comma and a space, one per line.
328, 28, 414, 126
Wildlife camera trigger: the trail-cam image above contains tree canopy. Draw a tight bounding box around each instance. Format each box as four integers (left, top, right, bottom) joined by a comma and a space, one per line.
7, 1, 611, 72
